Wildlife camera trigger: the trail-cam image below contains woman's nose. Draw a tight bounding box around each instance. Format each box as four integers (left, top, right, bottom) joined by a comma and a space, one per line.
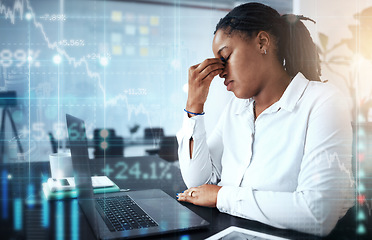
219, 69, 227, 79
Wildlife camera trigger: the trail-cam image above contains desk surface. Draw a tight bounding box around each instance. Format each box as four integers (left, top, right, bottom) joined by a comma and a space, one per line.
0, 156, 370, 240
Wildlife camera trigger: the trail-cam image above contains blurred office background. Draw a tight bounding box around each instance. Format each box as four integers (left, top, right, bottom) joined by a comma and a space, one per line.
0, 0, 372, 166
1, 0, 372, 237
0, 0, 293, 161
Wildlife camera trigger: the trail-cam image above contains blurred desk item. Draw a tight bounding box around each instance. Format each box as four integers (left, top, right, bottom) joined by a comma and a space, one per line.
48, 132, 58, 154
67, 137, 161, 157
125, 145, 157, 157
0, 156, 368, 240
146, 136, 178, 162
123, 137, 159, 146
144, 127, 164, 141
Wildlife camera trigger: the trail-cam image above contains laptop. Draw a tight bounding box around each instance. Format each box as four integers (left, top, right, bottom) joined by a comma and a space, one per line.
66, 114, 209, 239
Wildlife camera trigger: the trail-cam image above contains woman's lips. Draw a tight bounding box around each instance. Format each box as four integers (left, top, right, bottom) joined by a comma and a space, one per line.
224, 80, 233, 91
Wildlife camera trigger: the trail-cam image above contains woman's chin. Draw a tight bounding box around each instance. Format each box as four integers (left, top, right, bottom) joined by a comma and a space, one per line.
233, 92, 250, 99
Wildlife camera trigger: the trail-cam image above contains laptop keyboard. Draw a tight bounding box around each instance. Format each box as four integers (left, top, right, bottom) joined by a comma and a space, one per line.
96, 195, 158, 232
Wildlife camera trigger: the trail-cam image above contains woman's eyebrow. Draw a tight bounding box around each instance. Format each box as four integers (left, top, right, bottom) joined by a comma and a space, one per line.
217, 46, 228, 56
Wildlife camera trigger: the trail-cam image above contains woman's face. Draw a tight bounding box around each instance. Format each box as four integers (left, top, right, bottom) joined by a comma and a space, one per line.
212, 29, 267, 99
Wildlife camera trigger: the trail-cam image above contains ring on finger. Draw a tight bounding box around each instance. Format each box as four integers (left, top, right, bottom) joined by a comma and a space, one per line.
189, 190, 194, 197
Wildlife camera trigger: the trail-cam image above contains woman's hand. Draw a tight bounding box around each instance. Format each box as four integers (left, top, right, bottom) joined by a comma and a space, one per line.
177, 184, 222, 208
186, 58, 225, 114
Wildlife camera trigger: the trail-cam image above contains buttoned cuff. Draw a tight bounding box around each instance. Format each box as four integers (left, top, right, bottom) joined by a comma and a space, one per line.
217, 186, 265, 221
216, 186, 236, 213
179, 112, 206, 140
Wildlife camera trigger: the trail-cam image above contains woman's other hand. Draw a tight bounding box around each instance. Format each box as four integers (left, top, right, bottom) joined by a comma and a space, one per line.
186, 58, 225, 114
177, 184, 222, 208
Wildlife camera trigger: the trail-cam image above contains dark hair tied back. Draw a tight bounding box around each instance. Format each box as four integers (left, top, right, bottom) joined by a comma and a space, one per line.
279, 14, 321, 81
215, 2, 321, 81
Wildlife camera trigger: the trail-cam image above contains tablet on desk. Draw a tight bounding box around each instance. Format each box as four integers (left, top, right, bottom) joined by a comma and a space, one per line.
206, 226, 290, 240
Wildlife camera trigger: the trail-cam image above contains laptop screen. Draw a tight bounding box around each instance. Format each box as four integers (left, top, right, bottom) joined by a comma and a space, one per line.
66, 114, 100, 238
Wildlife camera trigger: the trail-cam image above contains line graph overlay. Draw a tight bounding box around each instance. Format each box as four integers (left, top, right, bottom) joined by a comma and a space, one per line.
326, 151, 355, 187
0, 0, 154, 123
0, 0, 24, 24
105, 93, 152, 121
1, 0, 104, 91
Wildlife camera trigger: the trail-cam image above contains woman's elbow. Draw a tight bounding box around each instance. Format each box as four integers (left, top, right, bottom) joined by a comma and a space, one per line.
181, 170, 209, 188
297, 191, 352, 237
295, 212, 338, 237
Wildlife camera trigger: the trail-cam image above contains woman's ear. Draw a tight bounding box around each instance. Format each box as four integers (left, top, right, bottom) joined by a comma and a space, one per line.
257, 31, 270, 54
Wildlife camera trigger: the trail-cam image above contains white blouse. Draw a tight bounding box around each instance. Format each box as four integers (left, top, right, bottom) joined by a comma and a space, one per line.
176, 73, 354, 237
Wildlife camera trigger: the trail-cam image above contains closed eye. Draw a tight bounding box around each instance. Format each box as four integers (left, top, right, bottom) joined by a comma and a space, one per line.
223, 55, 231, 63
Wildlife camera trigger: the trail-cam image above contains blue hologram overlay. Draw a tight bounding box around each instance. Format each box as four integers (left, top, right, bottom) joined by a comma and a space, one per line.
71, 199, 79, 240
13, 198, 22, 231
159, 220, 168, 230
2, 170, 8, 219
42, 175, 49, 228
27, 183, 35, 208
139, 225, 149, 235
56, 201, 64, 240
180, 210, 191, 228
42, 196, 49, 228
41, 175, 50, 228
180, 235, 190, 240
